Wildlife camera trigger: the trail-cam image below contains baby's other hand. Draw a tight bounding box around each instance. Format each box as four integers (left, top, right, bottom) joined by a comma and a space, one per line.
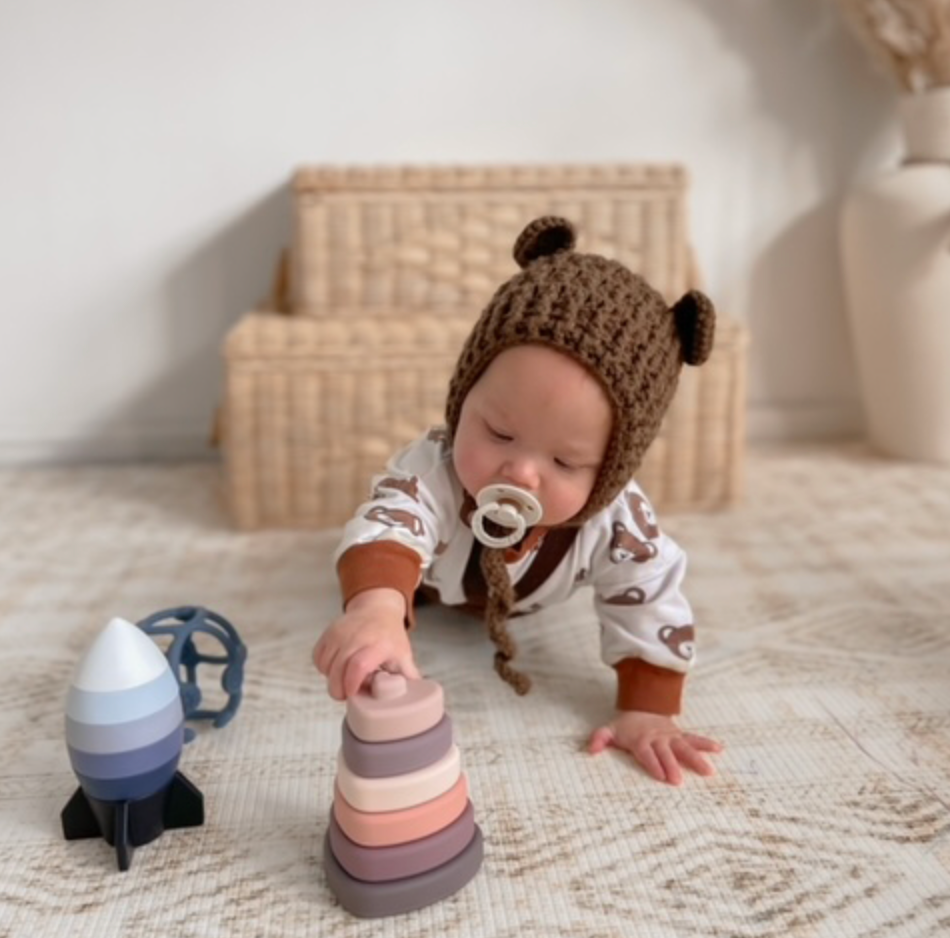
312, 588, 420, 700
588, 711, 723, 786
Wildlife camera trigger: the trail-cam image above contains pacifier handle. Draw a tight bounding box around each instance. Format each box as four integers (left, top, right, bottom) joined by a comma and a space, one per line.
471, 501, 527, 549
471, 484, 543, 549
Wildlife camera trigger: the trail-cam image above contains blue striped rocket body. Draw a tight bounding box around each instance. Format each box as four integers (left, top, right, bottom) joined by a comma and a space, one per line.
61, 617, 204, 870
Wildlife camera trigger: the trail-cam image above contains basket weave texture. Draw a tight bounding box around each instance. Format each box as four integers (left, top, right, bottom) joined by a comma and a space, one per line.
221, 164, 748, 530
290, 164, 691, 315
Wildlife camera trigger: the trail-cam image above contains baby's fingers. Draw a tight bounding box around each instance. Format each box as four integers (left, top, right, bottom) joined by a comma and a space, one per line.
653, 741, 684, 787
587, 725, 617, 755
632, 739, 670, 784
313, 634, 335, 676
683, 733, 724, 753
671, 737, 717, 777
342, 646, 389, 699
326, 649, 353, 701
397, 655, 423, 682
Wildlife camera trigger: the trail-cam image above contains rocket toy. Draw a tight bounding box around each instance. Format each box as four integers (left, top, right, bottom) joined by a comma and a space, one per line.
61, 617, 204, 871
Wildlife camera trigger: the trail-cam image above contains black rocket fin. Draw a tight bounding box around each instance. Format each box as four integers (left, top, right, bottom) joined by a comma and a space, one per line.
163, 771, 204, 830
62, 772, 204, 872
61, 787, 102, 841
114, 801, 133, 872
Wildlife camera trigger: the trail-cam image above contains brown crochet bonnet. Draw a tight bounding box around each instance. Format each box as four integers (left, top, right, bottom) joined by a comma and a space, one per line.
445, 216, 716, 694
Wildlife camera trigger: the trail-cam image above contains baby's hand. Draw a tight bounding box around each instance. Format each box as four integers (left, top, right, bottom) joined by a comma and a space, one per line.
588, 711, 723, 786
312, 588, 420, 700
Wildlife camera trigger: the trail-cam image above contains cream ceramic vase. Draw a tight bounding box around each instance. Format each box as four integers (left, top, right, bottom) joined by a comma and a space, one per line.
840, 86, 950, 463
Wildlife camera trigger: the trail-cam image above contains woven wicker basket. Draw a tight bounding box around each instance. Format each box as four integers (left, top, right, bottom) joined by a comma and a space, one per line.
290, 164, 693, 314
220, 164, 749, 530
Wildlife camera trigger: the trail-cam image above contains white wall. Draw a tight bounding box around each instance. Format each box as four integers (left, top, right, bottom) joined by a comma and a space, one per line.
0, 0, 900, 463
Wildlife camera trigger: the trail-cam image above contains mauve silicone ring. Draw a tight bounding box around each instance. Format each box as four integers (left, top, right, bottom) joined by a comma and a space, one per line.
341, 714, 453, 778
329, 800, 476, 883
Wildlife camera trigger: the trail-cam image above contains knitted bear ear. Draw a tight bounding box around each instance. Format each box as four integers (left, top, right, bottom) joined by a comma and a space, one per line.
512, 216, 576, 269
671, 290, 716, 366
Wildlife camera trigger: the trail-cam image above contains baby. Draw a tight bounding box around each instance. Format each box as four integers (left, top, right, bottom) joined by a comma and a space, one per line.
314, 216, 723, 785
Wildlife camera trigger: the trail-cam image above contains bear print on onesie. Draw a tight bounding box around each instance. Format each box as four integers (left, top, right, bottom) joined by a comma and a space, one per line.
324, 671, 483, 918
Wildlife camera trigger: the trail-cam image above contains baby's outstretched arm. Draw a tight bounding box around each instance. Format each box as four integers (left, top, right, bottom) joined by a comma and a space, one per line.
313, 588, 420, 700
588, 711, 723, 786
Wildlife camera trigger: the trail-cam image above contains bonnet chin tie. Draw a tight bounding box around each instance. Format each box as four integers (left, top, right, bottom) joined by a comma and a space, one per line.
479, 546, 531, 695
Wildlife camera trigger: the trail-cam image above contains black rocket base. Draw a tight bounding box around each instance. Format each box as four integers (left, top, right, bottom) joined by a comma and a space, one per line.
62, 771, 204, 871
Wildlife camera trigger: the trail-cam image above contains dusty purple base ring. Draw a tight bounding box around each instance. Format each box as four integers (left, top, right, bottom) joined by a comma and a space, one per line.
324, 824, 483, 918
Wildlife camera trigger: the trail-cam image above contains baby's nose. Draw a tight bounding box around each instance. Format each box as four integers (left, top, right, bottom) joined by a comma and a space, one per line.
501, 458, 540, 491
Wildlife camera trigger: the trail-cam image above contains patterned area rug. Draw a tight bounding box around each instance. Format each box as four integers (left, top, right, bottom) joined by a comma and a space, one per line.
0, 445, 948, 938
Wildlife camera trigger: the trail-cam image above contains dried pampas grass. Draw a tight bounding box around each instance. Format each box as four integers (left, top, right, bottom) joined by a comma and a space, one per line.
836, 0, 950, 91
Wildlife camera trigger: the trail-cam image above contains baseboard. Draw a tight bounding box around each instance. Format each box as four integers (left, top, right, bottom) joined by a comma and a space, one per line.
0, 426, 219, 466
747, 401, 865, 442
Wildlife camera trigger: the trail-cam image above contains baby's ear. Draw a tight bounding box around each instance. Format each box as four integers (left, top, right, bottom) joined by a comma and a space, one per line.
671, 290, 716, 366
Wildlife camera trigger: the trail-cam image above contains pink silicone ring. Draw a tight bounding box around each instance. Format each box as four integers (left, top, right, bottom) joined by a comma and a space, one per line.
345, 676, 444, 743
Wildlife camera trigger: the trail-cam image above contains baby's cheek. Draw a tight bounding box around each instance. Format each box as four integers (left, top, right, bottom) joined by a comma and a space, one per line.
453, 439, 488, 493
544, 477, 593, 525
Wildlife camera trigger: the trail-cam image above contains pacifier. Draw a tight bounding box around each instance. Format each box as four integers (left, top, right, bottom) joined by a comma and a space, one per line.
470, 484, 543, 549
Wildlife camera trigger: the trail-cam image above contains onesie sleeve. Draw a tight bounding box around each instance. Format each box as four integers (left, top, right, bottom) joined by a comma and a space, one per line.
590, 489, 697, 715
334, 431, 452, 627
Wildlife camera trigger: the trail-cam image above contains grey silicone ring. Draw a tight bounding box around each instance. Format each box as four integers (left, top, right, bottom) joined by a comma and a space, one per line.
324, 824, 483, 918
341, 714, 453, 778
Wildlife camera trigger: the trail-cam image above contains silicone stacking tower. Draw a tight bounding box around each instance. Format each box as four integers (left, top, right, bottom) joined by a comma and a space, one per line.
324, 672, 483, 918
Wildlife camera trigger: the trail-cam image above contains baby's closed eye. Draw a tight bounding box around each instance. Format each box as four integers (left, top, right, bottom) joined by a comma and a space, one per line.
485, 421, 513, 443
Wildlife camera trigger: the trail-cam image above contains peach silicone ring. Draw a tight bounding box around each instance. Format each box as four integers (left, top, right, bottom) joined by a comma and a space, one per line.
332, 774, 470, 847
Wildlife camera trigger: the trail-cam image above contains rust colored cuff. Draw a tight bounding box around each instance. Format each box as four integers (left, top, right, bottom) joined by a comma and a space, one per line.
337, 541, 423, 629
613, 658, 685, 715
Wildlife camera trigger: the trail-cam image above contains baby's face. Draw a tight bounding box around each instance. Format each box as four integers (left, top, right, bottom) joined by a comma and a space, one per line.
453, 345, 612, 527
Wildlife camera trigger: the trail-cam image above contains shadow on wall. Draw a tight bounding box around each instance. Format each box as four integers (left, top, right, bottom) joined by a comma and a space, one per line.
692, 0, 889, 175
690, 0, 894, 438
105, 182, 292, 463
748, 199, 862, 438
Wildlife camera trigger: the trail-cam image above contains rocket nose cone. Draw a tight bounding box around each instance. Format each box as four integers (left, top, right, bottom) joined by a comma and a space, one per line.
71, 617, 171, 693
